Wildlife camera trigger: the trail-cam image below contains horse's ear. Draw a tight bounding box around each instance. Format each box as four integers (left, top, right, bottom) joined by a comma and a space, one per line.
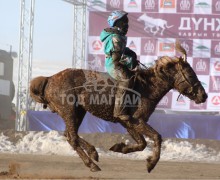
175, 40, 187, 62
182, 54, 187, 62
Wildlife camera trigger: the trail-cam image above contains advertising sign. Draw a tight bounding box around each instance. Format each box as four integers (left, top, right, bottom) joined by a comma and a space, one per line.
87, 0, 220, 111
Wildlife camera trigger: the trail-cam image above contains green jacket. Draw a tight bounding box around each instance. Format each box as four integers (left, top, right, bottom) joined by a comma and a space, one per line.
100, 29, 134, 79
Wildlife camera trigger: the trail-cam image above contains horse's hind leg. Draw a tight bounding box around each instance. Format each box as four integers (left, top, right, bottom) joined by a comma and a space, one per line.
109, 121, 146, 154
61, 108, 101, 172
135, 120, 162, 173
74, 107, 99, 162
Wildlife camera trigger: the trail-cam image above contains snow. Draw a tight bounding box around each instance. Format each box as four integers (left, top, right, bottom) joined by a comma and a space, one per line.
0, 131, 220, 163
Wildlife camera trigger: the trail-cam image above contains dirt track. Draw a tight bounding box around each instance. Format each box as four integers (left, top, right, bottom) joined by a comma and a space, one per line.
0, 153, 220, 179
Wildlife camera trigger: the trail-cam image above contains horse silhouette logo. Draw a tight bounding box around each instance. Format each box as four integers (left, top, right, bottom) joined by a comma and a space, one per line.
137, 14, 173, 35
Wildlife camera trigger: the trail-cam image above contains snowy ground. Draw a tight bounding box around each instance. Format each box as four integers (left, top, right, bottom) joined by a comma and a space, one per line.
0, 130, 220, 164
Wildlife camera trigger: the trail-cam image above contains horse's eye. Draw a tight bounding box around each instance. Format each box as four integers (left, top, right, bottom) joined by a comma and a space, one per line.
184, 88, 193, 94
188, 89, 193, 93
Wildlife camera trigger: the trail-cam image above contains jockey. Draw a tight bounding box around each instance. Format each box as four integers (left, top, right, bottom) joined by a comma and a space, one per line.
100, 10, 138, 121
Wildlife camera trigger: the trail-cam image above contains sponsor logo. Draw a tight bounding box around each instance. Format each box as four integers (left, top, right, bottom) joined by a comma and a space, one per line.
160, 0, 175, 8
211, 96, 220, 106
178, 16, 220, 38
176, 95, 187, 105
157, 92, 172, 108
216, 1, 220, 11
181, 41, 189, 53
193, 58, 210, 75
159, 42, 175, 52
195, 1, 211, 8
144, 40, 155, 53
214, 61, 220, 71
128, 0, 138, 8
190, 100, 207, 110
196, 59, 206, 72
110, 0, 121, 8
92, 40, 102, 51
137, 14, 173, 35
180, 0, 191, 10
210, 76, 220, 92
145, 0, 156, 9
89, 0, 106, 8
212, 77, 220, 91
214, 42, 220, 55
195, 45, 209, 52
193, 103, 203, 107
60, 70, 142, 107
128, 40, 137, 51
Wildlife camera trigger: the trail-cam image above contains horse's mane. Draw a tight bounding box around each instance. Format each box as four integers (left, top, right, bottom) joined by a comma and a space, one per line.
136, 56, 179, 83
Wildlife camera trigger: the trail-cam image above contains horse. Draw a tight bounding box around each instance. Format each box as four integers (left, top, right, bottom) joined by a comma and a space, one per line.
137, 14, 173, 35
30, 41, 207, 173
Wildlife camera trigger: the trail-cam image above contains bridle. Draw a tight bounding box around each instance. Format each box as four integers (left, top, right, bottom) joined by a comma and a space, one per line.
176, 62, 200, 100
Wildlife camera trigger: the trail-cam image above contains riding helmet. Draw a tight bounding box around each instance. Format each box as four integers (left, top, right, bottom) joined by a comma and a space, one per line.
107, 10, 128, 27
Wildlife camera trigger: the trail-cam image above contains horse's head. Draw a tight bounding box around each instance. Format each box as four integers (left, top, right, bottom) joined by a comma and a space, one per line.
154, 42, 207, 104
173, 58, 207, 104
137, 13, 147, 22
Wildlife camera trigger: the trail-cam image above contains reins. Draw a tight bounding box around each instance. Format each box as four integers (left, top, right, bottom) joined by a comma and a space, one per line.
138, 61, 148, 69
176, 62, 200, 101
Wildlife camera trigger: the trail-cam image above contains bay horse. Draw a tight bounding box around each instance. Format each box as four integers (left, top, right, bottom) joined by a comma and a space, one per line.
30, 41, 207, 173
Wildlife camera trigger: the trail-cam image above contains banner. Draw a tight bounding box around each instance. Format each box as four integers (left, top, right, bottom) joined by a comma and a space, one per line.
87, 0, 220, 111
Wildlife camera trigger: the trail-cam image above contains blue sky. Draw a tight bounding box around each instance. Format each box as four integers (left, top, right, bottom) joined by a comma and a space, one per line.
0, 0, 73, 64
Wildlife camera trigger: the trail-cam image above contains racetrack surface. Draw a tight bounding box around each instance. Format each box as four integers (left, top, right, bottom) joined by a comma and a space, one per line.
0, 130, 220, 179
0, 153, 220, 179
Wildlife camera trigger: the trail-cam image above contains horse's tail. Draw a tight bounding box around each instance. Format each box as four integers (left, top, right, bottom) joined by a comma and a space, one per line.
165, 23, 174, 29
30, 76, 49, 108
175, 40, 187, 61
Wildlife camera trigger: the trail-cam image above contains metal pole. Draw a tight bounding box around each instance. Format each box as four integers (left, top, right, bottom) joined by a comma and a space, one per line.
16, 0, 35, 131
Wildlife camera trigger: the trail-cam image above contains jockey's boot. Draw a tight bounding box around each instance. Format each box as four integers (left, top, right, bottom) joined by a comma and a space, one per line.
114, 78, 134, 121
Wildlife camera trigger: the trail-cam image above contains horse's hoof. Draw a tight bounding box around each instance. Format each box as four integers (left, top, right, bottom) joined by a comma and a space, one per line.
109, 143, 126, 153
89, 151, 99, 162
146, 164, 154, 173
146, 157, 155, 173
90, 164, 101, 172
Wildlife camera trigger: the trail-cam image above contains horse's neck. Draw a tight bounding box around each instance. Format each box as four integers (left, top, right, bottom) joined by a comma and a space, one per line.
140, 69, 172, 104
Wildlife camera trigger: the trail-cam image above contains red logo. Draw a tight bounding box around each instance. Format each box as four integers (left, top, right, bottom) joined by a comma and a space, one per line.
92, 40, 102, 51
160, 0, 175, 8
159, 42, 175, 52
214, 61, 220, 72
128, 41, 137, 51
211, 96, 220, 106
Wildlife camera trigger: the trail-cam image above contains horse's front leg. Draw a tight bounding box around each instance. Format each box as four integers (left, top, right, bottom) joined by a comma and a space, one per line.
78, 138, 99, 162
109, 120, 147, 154
160, 27, 165, 35
135, 120, 162, 173
144, 26, 149, 33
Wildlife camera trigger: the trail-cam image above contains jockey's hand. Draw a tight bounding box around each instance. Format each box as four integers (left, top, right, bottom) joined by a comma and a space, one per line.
131, 60, 140, 71
131, 66, 138, 71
